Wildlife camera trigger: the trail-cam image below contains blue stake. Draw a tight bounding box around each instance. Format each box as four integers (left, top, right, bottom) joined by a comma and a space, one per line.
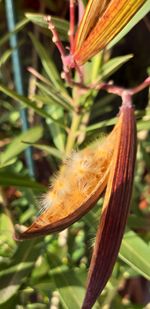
5, 0, 35, 177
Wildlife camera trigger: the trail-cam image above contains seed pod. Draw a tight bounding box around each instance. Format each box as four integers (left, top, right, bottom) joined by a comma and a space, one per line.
82, 102, 137, 309
15, 121, 120, 240
74, 0, 146, 65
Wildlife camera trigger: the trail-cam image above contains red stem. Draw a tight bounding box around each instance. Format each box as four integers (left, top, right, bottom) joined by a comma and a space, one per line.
45, 16, 73, 83
45, 16, 66, 58
69, 0, 75, 52
100, 77, 150, 97
130, 77, 150, 95
44, 16, 150, 96
78, 0, 85, 24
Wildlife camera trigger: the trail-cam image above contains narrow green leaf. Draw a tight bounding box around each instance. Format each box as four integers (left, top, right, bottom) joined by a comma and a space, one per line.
86, 117, 116, 132
82, 53, 103, 84
25, 13, 69, 41
0, 50, 12, 67
83, 209, 150, 280
0, 126, 43, 166
90, 94, 115, 121
0, 84, 65, 127
98, 54, 133, 80
91, 53, 103, 82
52, 270, 99, 309
108, 0, 150, 49
128, 214, 150, 231
120, 231, 150, 280
137, 119, 150, 131
53, 271, 85, 309
0, 18, 29, 47
46, 105, 66, 152
36, 82, 73, 111
27, 143, 63, 160
84, 54, 133, 85
87, 114, 150, 132
0, 262, 33, 277
0, 240, 39, 304
29, 33, 68, 96
0, 172, 45, 191
0, 213, 15, 251
26, 304, 47, 309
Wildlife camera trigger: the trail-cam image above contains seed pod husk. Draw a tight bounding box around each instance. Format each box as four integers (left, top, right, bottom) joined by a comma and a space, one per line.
16, 125, 119, 240
82, 103, 137, 309
74, 0, 146, 65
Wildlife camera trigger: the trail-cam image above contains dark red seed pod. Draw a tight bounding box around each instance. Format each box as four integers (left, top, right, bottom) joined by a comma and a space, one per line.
82, 102, 137, 309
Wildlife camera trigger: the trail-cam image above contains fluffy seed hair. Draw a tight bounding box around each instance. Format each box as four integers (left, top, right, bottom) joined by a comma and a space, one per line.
16, 122, 119, 239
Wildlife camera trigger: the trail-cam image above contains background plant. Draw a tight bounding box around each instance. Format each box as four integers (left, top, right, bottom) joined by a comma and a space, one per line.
0, 0, 150, 308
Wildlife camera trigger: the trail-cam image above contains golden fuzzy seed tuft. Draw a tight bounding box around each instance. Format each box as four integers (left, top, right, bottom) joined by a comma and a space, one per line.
16, 118, 120, 239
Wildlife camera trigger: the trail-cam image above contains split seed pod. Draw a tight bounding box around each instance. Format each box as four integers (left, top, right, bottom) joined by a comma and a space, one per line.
16, 123, 120, 239
82, 99, 137, 309
73, 0, 146, 65
15, 96, 137, 307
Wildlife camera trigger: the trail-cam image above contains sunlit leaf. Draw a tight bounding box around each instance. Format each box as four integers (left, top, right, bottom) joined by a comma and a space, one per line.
0, 126, 43, 166
25, 13, 69, 41
45, 104, 66, 152
36, 82, 73, 111
0, 50, 12, 67
29, 33, 68, 96
0, 84, 66, 127
0, 240, 39, 304
108, 0, 150, 49
26, 143, 63, 160
0, 18, 29, 47
0, 172, 45, 191
98, 54, 133, 80
120, 230, 150, 280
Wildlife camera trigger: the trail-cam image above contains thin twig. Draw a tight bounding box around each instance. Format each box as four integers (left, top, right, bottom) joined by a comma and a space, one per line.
28, 67, 52, 86
69, 0, 75, 52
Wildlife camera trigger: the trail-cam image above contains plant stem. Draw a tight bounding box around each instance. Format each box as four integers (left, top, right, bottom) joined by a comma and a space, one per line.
65, 111, 82, 155
59, 110, 82, 248
0, 187, 15, 233
69, 0, 75, 52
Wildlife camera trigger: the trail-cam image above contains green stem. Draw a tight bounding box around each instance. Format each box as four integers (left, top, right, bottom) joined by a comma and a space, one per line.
0, 187, 15, 233
65, 112, 82, 155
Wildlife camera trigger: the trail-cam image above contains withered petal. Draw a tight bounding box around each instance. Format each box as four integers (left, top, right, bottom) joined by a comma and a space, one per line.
82, 103, 137, 309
